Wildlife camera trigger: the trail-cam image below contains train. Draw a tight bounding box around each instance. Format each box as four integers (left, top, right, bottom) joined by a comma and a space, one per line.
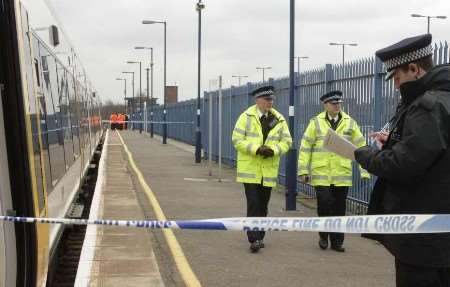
0, 0, 102, 286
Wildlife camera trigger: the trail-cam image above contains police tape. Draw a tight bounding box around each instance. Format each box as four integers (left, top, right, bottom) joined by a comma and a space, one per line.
102, 120, 194, 124
1, 214, 450, 234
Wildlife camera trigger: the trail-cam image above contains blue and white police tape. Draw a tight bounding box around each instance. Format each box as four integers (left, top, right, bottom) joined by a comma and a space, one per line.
102, 120, 194, 124
2, 214, 450, 234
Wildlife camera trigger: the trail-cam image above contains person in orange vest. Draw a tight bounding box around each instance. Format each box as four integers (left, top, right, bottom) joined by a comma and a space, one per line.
110, 112, 118, 130
117, 113, 125, 130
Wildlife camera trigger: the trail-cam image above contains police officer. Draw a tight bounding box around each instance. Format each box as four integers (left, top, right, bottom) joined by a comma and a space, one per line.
232, 85, 292, 253
298, 91, 370, 252
354, 34, 450, 287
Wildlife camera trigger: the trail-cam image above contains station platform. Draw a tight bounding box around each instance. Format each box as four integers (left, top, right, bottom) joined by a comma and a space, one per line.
77, 129, 395, 287
75, 130, 164, 286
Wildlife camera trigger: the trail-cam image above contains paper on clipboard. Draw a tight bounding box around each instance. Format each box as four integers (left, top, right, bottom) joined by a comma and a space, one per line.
323, 128, 357, 160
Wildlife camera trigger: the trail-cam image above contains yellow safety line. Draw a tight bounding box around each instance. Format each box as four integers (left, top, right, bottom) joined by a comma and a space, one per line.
116, 131, 202, 287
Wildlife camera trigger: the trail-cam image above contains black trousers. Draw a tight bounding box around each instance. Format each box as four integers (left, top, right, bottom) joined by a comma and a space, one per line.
395, 259, 450, 287
244, 183, 272, 243
315, 185, 349, 246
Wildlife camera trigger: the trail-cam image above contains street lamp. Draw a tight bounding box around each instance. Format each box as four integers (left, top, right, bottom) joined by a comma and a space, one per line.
232, 75, 248, 87
143, 19, 168, 144
135, 46, 155, 137
329, 42, 358, 66
127, 60, 143, 133
411, 14, 447, 33
256, 66, 272, 83
122, 71, 135, 116
194, 0, 205, 163
116, 78, 127, 114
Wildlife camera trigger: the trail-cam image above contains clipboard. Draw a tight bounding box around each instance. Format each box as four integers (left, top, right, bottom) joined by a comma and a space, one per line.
323, 128, 357, 160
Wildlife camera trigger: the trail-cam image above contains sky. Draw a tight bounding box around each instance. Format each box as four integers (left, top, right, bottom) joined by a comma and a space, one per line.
21, 0, 450, 104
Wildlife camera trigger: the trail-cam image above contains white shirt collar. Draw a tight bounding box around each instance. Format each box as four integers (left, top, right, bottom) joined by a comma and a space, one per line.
258, 108, 268, 118
327, 113, 339, 122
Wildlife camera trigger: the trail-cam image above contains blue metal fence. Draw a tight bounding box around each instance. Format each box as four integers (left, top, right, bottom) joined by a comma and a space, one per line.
140, 42, 449, 212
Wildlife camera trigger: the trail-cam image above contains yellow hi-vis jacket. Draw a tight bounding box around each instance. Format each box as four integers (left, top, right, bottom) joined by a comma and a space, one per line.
297, 111, 370, 186
232, 105, 292, 187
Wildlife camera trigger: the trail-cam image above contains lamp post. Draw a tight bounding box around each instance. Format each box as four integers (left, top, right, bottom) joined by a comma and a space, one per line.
232, 75, 248, 87
285, 0, 297, 211
194, 0, 206, 163
411, 14, 447, 33
115, 78, 127, 114
329, 42, 358, 66
142, 19, 167, 144
135, 46, 154, 137
256, 66, 272, 83
127, 60, 142, 133
122, 71, 134, 116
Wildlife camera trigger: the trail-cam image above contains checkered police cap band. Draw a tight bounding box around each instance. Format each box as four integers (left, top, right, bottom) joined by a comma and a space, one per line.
324, 95, 343, 103
385, 45, 433, 71
254, 90, 274, 98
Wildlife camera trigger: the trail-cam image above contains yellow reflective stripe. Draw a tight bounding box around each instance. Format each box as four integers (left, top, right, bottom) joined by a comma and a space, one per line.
246, 132, 259, 138
267, 135, 280, 142
245, 115, 252, 132
238, 172, 256, 179
232, 139, 244, 145
332, 175, 353, 181
300, 147, 312, 153
344, 119, 354, 135
302, 135, 315, 144
281, 132, 291, 139
233, 127, 246, 136
264, 177, 277, 182
312, 147, 327, 152
274, 144, 282, 155
314, 117, 322, 136
311, 175, 328, 180
246, 143, 254, 154
316, 135, 325, 141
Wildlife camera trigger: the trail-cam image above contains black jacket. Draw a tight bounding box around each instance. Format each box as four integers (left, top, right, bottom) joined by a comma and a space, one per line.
355, 64, 450, 268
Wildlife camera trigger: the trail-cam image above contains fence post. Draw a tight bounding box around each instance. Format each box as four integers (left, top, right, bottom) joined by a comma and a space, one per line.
324, 63, 333, 93
373, 57, 383, 131
247, 82, 253, 107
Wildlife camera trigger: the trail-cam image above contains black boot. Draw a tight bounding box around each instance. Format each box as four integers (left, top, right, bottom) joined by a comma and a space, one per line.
319, 238, 328, 250
250, 240, 262, 253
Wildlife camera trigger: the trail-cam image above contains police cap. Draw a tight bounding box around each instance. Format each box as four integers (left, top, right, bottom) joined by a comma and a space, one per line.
320, 90, 343, 104
376, 34, 433, 80
251, 85, 275, 99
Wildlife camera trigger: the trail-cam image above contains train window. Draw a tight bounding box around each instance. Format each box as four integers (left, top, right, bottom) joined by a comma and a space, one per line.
34, 59, 40, 87
39, 45, 67, 187
57, 65, 74, 168
68, 75, 80, 158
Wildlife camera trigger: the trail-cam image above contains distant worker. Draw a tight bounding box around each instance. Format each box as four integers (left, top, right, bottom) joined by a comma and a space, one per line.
110, 112, 118, 130
117, 113, 125, 130
298, 90, 370, 252
354, 34, 450, 287
232, 85, 292, 253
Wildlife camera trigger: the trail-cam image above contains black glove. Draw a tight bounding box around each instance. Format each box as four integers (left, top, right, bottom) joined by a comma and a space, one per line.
256, 146, 274, 158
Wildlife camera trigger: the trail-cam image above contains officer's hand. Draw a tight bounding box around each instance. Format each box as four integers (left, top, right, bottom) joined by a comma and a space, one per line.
263, 147, 274, 158
257, 146, 273, 158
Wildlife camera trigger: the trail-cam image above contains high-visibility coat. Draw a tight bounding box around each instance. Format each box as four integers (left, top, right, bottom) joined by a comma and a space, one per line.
232, 105, 292, 187
117, 113, 125, 125
297, 111, 370, 186
110, 114, 118, 124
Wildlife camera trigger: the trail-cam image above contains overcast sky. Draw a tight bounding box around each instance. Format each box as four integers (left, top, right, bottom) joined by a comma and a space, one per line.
21, 0, 450, 104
